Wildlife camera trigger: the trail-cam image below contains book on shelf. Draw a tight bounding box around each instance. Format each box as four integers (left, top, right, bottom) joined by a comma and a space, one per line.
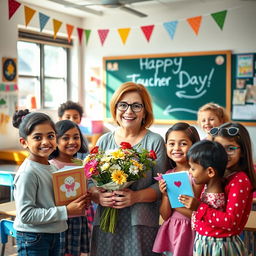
162, 171, 194, 208
52, 165, 86, 206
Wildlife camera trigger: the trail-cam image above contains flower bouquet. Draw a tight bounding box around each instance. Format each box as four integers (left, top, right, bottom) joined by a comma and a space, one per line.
83, 142, 157, 233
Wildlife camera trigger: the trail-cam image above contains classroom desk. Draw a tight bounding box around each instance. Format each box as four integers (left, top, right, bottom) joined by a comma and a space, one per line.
0, 149, 28, 165
0, 165, 19, 173
0, 201, 16, 217
244, 211, 256, 232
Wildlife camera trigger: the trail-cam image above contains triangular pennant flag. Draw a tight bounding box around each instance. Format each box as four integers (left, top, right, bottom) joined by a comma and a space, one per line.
8, 0, 21, 20
39, 12, 50, 32
187, 16, 202, 35
117, 28, 131, 45
140, 25, 154, 42
24, 6, 36, 27
97, 29, 109, 46
84, 29, 91, 44
163, 21, 178, 40
53, 19, 62, 39
66, 24, 74, 43
77, 28, 84, 44
211, 10, 227, 30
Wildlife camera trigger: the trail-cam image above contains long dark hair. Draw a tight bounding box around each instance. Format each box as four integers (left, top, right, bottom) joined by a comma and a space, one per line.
49, 119, 88, 159
212, 122, 256, 191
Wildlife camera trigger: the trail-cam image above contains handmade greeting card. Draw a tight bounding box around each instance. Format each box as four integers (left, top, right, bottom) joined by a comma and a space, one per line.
162, 171, 194, 208
52, 166, 86, 206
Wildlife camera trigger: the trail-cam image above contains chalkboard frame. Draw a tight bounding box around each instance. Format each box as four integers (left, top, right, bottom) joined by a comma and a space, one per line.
103, 50, 231, 124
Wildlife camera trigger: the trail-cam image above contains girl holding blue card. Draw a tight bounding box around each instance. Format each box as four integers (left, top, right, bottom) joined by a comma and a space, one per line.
153, 122, 202, 256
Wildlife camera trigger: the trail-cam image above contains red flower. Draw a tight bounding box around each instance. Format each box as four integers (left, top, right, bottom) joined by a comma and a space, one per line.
120, 142, 132, 149
148, 150, 157, 160
90, 146, 99, 154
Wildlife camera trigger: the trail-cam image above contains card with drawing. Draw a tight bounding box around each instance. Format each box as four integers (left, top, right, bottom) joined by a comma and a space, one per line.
162, 171, 194, 208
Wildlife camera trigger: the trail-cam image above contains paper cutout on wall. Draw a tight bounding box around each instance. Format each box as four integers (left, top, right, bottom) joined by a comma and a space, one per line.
8, 0, 21, 20
187, 16, 202, 35
163, 21, 178, 40
140, 25, 154, 42
53, 19, 62, 39
118, 28, 131, 45
211, 10, 227, 30
66, 24, 74, 43
85, 29, 91, 44
77, 27, 84, 44
39, 12, 50, 32
24, 6, 36, 26
98, 29, 109, 46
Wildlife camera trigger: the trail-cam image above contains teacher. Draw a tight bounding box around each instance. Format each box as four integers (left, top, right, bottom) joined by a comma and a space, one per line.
90, 82, 170, 256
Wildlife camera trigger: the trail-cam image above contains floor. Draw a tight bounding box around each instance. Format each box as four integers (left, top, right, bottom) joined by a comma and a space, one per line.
2, 238, 17, 256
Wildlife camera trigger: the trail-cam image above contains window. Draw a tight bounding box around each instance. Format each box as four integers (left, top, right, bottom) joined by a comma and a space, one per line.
17, 30, 71, 109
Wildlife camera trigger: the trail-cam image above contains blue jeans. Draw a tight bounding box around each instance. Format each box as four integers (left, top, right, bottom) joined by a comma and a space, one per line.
16, 231, 61, 256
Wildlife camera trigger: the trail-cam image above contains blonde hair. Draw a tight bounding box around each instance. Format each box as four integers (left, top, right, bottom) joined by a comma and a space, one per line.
197, 102, 230, 124
110, 82, 154, 129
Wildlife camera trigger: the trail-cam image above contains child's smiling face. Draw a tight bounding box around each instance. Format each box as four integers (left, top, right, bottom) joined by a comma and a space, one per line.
20, 122, 57, 164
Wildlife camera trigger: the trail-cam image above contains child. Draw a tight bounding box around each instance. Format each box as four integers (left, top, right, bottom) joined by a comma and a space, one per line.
58, 100, 89, 158
58, 100, 95, 241
197, 102, 229, 140
12, 109, 87, 255
49, 119, 90, 256
180, 122, 256, 256
152, 122, 202, 256
179, 140, 228, 230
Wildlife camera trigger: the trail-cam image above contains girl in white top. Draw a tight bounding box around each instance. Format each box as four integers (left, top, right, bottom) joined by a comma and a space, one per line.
13, 109, 87, 256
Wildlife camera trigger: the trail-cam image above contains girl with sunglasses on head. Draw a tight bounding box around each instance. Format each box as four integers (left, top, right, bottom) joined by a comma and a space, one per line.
180, 122, 256, 256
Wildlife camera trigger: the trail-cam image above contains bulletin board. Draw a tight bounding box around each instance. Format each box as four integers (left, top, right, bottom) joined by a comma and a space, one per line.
231, 53, 256, 125
104, 50, 231, 124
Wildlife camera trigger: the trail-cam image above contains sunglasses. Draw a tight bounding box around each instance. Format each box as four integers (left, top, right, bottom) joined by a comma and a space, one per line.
209, 127, 239, 136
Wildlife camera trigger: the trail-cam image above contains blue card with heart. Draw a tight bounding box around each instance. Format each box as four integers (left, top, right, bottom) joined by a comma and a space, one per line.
162, 171, 194, 208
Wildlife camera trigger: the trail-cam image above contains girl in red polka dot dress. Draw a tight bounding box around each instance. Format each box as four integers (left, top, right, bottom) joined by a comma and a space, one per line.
180, 122, 256, 256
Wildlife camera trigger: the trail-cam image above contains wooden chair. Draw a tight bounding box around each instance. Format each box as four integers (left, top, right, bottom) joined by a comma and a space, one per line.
0, 219, 16, 256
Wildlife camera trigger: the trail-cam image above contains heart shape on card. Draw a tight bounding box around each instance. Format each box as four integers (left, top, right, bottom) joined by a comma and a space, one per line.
174, 181, 181, 187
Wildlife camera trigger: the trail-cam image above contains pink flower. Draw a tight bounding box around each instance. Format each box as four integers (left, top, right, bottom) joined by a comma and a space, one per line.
84, 159, 99, 178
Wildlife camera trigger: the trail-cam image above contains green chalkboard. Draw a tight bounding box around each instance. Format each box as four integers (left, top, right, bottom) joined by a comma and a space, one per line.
104, 51, 231, 123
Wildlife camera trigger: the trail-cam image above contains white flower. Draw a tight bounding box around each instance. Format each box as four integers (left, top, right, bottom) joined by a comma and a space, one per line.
109, 164, 121, 173
101, 162, 110, 171
129, 165, 139, 175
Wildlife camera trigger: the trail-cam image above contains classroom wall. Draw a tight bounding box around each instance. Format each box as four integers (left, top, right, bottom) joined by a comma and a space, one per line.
0, 0, 83, 148
82, 0, 256, 160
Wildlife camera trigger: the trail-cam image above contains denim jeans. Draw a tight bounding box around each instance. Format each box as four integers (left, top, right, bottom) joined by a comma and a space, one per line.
16, 231, 61, 256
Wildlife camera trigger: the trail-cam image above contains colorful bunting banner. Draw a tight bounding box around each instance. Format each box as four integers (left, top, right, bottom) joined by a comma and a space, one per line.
98, 29, 109, 46
7, 0, 230, 45
53, 19, 62, 39
77, 27, 84, 44
84, 29, 91, 44
187, 16, 202, 35
140, 25, 154, 42
211, 10, 227, 30
24, 6, 36, 27
118, 28, 131, 45
8, 0, 21, 20
163, 21, 178, 40
39, 12, 50, 32
0, 83, 18, 91
66, 24, 74, 43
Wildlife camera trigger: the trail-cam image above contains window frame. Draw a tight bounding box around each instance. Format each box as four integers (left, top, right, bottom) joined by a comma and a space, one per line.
18, 29, 72, 109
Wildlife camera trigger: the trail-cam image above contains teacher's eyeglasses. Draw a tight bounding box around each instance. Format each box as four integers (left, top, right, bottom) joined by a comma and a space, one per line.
209, 127, 239, 137
116, 102, 144, 113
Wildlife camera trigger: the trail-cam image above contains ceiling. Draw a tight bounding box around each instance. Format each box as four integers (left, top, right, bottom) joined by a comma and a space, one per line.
18, 0, 218, 18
